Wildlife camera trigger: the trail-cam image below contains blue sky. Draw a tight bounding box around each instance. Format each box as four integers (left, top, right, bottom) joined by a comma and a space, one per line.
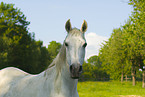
1, 0, 133, 59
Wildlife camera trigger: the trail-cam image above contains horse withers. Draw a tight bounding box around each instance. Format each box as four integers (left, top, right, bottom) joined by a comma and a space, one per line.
0, 19, 87, 97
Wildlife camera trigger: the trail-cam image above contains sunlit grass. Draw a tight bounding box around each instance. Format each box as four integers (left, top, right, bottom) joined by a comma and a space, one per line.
78, 81, 145, 97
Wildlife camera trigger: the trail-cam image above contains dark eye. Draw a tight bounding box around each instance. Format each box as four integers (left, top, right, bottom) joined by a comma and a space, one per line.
65, 42, 68, 46
83, 43, 87, 48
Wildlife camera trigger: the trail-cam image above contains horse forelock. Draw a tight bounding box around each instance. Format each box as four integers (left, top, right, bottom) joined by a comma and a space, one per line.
69, 28, 83, 36
66, 28, 86, 43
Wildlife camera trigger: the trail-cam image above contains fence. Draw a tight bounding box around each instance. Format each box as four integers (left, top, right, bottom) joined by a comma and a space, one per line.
79, 77, 110, 81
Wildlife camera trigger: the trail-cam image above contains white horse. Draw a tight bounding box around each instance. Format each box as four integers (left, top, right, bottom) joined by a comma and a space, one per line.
0, 19, 87, 97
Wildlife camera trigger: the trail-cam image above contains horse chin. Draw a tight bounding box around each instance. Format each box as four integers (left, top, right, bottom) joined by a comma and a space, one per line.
70, 73, 80, 79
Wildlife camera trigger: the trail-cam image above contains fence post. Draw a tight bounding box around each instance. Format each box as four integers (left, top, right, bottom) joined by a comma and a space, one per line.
142, 70, 145, 88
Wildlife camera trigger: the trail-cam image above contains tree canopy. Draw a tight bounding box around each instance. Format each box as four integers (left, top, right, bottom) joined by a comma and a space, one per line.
99, 0, 145, 86
0, 2, 62, 74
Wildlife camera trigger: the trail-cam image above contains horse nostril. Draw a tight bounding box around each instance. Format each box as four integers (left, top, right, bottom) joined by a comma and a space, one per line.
70, 65, 73, 73
79, 66, 83, 73
70, 65, 82, 73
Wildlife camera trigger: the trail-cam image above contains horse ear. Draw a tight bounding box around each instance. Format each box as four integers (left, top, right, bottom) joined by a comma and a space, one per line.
65, 19, 72, 33
80, 20, 87, 33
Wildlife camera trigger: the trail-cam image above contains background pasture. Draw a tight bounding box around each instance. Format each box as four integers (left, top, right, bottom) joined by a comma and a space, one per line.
78, 81, 145, 97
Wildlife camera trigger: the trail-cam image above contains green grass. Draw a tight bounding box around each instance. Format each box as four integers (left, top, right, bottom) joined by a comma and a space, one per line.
78, 81, 145, 97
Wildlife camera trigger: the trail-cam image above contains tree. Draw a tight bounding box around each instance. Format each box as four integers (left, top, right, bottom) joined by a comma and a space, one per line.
99, 0, 145, 87
47, 41, 62, 63
0, 2, 50, 74
128, 0, 145, 87
99, 28, 131, 81
80, 61, 94, 81
80, 55, 109, 81
0, 2, 30, 69
99, 0, 145, 86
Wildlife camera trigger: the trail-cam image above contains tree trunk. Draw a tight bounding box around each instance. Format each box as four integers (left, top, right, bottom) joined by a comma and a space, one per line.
121, 72, 123, 82
131, 65, 136, 86
142, 70, 145, 88
125, 75, 128, 82
132, 72, 136, 86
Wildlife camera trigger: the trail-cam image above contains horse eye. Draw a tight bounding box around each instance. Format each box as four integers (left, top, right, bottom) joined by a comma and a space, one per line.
83, 43, 87, 48
65, 42, 68, 46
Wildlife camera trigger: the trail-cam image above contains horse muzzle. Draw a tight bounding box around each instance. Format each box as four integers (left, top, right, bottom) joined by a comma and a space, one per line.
69, 64, 83, 79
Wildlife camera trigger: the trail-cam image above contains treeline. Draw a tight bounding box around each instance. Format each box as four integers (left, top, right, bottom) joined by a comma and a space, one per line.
99, 0, 145, 87
80, 55, 109, 81
0, 2, 61, 74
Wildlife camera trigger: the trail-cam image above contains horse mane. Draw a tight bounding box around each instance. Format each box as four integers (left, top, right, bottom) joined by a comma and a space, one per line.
45, 43, 66, 70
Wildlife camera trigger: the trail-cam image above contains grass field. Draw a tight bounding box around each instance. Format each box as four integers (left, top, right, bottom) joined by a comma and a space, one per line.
77, 81, 145, 97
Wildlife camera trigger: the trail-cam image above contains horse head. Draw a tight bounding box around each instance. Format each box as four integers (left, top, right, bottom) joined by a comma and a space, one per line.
64, 19, 87, 79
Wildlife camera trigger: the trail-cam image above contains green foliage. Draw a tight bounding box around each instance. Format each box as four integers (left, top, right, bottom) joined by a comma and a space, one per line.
0, 2, 54, 74
99, 28, 132, 80
80, 62, 94, 80
47, 41, 62, 63
80, 55, 109, 81
99, 0, 145, 81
